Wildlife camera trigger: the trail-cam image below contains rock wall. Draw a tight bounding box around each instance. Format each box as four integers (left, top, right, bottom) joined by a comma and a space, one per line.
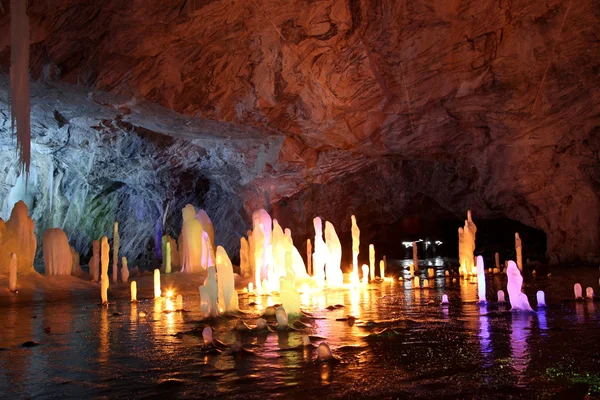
0, 0, 598, 263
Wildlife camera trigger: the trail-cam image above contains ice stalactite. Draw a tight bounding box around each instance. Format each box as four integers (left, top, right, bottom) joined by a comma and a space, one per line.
10, 0, 31, 176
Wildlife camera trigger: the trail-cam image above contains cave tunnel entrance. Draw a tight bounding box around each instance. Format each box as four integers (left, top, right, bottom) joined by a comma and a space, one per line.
361, 215, 548, 267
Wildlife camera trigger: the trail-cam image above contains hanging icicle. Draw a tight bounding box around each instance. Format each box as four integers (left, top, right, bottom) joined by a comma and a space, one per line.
10, 0, 31, 176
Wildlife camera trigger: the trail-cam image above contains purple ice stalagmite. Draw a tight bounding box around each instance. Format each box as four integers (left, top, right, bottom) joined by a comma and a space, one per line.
506, 261, 533, 312
476, 256, 486, 303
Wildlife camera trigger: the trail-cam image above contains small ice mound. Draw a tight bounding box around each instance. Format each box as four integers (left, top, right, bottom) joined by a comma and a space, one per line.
586, 287, 595, 300
275, 306, 288, 330
232, 341, 243, 353
254, 318, 268, 332
262, 306, 277, 317
138, 311, 147, 318
536, 290, 546, 307
574, 283, 583, 299
497, 290, 506, 303
202, 327, 213, 346
234, 319, 251, 331
506, 261, 533, 312
302, 336, 311, 347
441, 294, 449, 306
316, 342, 334, 362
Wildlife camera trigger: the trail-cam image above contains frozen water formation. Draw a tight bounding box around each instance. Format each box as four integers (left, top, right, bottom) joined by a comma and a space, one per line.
536, 291, 546, 307
574, 283, 583, 299
497, 290, 506, 303
130, 281, 137, 302
275, 306, 289, 330
216, 246, 238, 313
515, 233, 523, 271
476, 256, 486, 303
121, 257, 129, 283
181, 204, 203, 273
43, 228, 72, 276
0, 201, 36, 274
154, 269, 161, 298
317, 342, 334, 362
586, 287, 595, 299
8, 253, 17, 291
90, 240, 100, 283
199, 266, 219, 318
100, 236, 110, 304
351, 215, 360, 286
506, 261, 533, 311
441, 294, 449, 305
324, 221, 343, 287
112, 222, 120, 283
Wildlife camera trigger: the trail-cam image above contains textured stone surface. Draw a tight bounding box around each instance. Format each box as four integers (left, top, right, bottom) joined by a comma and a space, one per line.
0, 0, 598, 263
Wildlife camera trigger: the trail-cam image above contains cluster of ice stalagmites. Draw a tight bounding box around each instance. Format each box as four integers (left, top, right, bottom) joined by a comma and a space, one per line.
43, 228, 72, 276
0, 201, 36, 275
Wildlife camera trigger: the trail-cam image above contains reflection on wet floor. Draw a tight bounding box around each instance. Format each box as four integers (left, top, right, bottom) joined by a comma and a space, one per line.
0, 261, 599, 398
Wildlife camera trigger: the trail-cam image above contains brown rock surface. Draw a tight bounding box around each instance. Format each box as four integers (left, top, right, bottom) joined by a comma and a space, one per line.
0, 0, 598, 263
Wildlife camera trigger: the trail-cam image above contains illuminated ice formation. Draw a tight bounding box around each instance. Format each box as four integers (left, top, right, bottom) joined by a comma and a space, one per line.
476, 256, 486, 303
428, 268, 434, 278
506, 261, 532, 311
240, 237, 250, 278
202, 266, 219, 317
154, 269, 161, 298
280, 273, 301, 315
536, 291, 546, 306
8, 253, 17, 291
441, 294, 449, 305
495, 253, 500, 269
414, 276, 420, 288
121, 256, 129, 283
255, 318, 268, 331
271, 219, 287, 280
307, 238, 312, 276
202, 327, 213, 346
0, 201, 36, 274
317, 342, 334, 362
195, 209, 215, 250
351, 215, 360, 286
515, 233, 523, 271
324, 221, 343, 287
497, 290, 506, 303
252, 209, 272, 292
412, 241, 418, 271
423, 278, 429, 288
164, 241, 171, 274
216, 246, 239, 313
313, 217, 328, 288
176, 295, 183, 311
275, 306, 288, 329
458, 211, 477, 276
112, 222, 120, 284
101, 236, 110, 304
574, 283, 583, 299
586, 287, 595, 299
361, 264, 369, 284
130, 281, 137, 302
369, 244, 375, 282
43, 228, 72, 276
181, 204, 203, 273
380, 260, 385, 279
302, 336, 311, 347
90, 240, 100, 283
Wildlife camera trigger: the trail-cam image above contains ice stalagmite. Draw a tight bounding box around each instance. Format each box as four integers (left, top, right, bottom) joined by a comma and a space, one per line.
43, 228, 72, 276
195, 209, 215, 250
476, 256, 486, 303
275, 306, 288, 329
181, 204, 203, 273
252, 209, 272, 291
313, 217, 328, 288
324, 221, 343, 287
70, 247, 83, 277
90, 240, 100, 283
100, 236, 110, 304
112, 222, 119, 283
10, 0, 31, 174
506, 261, 532, 311
0, 201, 36, 274
8, 253, 17, 292
164, 242, 171, 274
130, 281, 137, 302
200, 266, 219, 317
307, 238, 312, 276
121, 256, 129, 283
412, 241, 418, 271
240, 237, 250, 278
154, 269, 161, 298
515, 233, 523, 271
379, 260, 385, 279
351, 215, 360, 286
369, 244, 375, 282
216, 246, 238, 313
